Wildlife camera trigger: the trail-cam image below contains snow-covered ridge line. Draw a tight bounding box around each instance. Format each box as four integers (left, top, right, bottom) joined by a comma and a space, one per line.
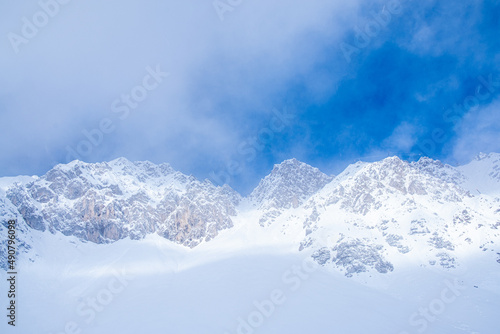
1, 153, 500, 277
2, 157, 241, 248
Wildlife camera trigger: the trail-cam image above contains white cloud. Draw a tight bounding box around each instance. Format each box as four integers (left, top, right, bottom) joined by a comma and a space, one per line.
450, 99, 500, 163
0, 0, 362, 179
382, 121, 419, 152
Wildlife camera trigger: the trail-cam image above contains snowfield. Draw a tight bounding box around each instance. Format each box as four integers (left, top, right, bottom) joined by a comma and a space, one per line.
1, 228, 499, 334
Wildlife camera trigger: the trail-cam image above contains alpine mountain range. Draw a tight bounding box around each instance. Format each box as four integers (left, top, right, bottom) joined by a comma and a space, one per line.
1, 153, 500, 277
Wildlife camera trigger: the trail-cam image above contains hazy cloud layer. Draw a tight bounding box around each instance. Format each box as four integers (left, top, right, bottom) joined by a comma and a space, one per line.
1, 0, 499, 194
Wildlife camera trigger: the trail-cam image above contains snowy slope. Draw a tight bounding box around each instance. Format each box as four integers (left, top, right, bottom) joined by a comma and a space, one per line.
1, 220, 499, 334
0, 175, 37, 193
456, 152, 500, 197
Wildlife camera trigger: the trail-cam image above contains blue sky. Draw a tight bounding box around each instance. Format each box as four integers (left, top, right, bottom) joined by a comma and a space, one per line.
0, 0, 499, 195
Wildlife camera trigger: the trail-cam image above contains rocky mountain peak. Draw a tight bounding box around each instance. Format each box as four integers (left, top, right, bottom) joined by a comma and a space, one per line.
271, 158, 303, 172
410, 157, 465, 185
474, 152, 496, 161
250, 159, 333, 210
4, 159, 240, 248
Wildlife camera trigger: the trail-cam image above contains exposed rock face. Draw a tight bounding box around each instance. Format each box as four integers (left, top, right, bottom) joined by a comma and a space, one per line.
411, 157, 466, 185
320, 157, 470, 216
6, 158, 240, 247
0, 193, 35, 271
311, 247, 331, 265
250, 159, 333, 209
331, 239, 394, 277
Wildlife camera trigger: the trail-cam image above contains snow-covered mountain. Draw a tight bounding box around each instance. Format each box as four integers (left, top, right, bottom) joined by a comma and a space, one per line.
4, 158, 240, 248
1, 154, 500, 334
1, 154, 499, 274
248, 158, 333, 226
295, 155, 500, 277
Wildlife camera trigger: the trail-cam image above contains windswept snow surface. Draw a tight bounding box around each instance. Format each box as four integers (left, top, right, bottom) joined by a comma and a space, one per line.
1, 223, 499, 334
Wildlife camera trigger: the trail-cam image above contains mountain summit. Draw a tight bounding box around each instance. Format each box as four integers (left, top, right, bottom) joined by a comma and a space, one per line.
1, 154, 499, 277
250, 158, 333, 209
249, 158, 333, 225
5, 158, 240, 248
